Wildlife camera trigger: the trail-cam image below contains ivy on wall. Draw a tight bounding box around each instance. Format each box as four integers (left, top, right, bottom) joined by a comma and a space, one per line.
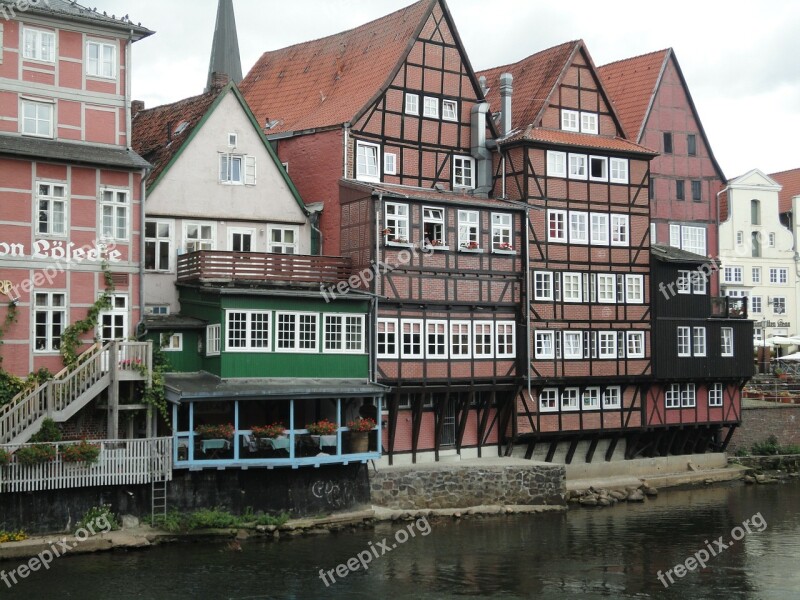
59, 263, 115, 368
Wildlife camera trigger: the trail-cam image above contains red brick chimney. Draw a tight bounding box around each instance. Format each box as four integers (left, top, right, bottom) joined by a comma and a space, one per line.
209, 72, 230, 91
131, 100, 145, 117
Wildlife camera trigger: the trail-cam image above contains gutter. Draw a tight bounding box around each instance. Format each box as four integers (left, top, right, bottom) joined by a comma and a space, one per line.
136, 168, 150, 338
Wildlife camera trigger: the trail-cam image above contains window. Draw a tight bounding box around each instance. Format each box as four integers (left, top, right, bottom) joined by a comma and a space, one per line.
687, 134, 697, 156
562, 388, 580, 411
627, 331, 645, 358
356, 141, 380, 181
277, 312, 318, 352
453, 156, 475, 189
146, 305, 170, 316
751, 199, 760, 225
21, 100, 53, 137
184, 223, 215, 252
450, 321, 471, 359
496, 322, 516, 358
458, 210, 479, 247
610, 158, 628, 184
736, 231, 744, 246
474, 322, 493, 358
226, 311, 270, 351
87, 41, 116, 78
773, 297, 786, 315
200, 324, 220, 357
219, 154, 255, 185
677, 326, 691, 357
145, 221, 172, 271
650, 223, 657, 244
769, 268, 788, 284
547, 151, 566, 177
723, 266, 743, 284
569, 211, 588, 244
561, 109, 579, 132
442, 100, 458, 121
548, 210, 567, 242
580, 112, 598, 134
693, 327, 706, 357
663, 132, 673, 154
709, 383, 723, 407
534, 271, 553, 301
422, 207, 445, 246
625, 275, 644, 303
266, 226, 298, 254
681, 384, 696, 408
539, 388, 558, 412
563, 332, 582, 359
649, 178, 655, 200
384, 153, 397, 175
598, 332, 617, 359
36, 183, 66, 236
426, 321, 447, 357
100, 189, 128, 240
610, 214, 629, 246
23, 28, 55, 62
562, 273, 582, 302
385, 202, 409, 242
603, 387, 621, 409
377, 319, 398, 358
423, 96, 438, 118
228, 133, 238, 147
768, 232, 775, 247
405, 93, 419, 115
492, 213, 513, 251
582, 388, 600, 410
568, 154, 587, 180
721, 328, 733, 357
691, 180, 701, 202
691, 271, 707, 294
161, 333, 183, 352
751, 231, 761, 258
666, 384, 681, 409
535, 331, 555, 359
677, 270, 691, 294
676, 180, 685, 201
589, 156, 607, 181
324, 315, 365, 353
590, 213, 608, 245
597, 274, 616, 303
401, 319, 423, 359
751, 296, 762, 314
34, 292, 66, 352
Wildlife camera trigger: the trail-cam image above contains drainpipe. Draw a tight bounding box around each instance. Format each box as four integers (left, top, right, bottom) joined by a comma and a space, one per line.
499, 72, 513, 137
125, 31, 133, 148
136, 169, 150, 338
470, 103, 492, 195
373, 192, 383, 385
343, 124, 350, 179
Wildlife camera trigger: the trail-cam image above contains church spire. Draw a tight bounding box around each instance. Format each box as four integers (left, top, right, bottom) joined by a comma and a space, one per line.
206, 0, 243, 92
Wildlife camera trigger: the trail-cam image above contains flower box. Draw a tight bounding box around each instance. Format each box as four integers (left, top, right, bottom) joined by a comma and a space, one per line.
62, 440, 101, 464
306, 419, 338, 436
251, 423, 286, 439
195, 423, 235, 440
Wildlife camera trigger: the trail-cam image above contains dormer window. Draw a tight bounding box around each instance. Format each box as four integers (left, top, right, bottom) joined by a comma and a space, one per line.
561, 110, 579, 132
581, 112, 598, 134
562, 109, 599, 134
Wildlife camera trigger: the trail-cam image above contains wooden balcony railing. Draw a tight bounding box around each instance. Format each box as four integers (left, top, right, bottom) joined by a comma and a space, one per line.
710, 296, 748, 319
176, 251, 353, 285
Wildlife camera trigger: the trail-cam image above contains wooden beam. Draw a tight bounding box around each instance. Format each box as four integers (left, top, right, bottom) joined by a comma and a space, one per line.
476, 394, 491, 458
433, 392, 449, 462
720, 425, 737, 452
387, 394, 400, 466
565, 437, 580, 465
545, 441, 558, 463
605, 435, 619, 462
411, 394, 423, 464
663, 428, 679, 457
585, 435, 600, 463
455, 392, 471, 452
524, 439, 536, 460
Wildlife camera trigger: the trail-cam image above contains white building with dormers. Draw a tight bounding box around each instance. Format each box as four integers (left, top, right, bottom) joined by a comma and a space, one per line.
718, 169, 796, 342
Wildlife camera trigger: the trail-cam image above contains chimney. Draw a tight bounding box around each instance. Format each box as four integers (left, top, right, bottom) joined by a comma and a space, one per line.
131, 100, 145, 117
499, 72, 513, 136
478, 75, 488, 96
209, 71, 230, 91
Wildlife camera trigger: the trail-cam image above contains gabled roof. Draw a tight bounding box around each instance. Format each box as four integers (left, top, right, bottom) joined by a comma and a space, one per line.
720, 168, 782, 221
599, 48, 725, 181
0, 0, 153, 38
132, 83, 307, 214
771, 168, 800, 214
239, 0, 435, 134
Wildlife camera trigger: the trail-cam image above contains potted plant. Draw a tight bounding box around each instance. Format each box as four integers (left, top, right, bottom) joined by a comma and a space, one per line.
348, 418, 376, 453
15, 443, 56, 466
391, 237, 409, 244
306, 419, 338, 448
498, 242, 513, 251
381, 228, 391, 236
251, 423, 286, 439
61, 440, 101, 464
194, 423, 235, 440
775, 367, 788, 380
462, 241, 479, 250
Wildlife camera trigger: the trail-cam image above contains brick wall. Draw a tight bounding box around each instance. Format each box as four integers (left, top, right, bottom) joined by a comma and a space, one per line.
728, 403, 800, 452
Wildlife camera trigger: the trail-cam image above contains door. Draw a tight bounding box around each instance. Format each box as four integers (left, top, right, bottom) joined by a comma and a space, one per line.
100, 294, 129, 370
228, 228, 254, 253
441, 395, 456, 447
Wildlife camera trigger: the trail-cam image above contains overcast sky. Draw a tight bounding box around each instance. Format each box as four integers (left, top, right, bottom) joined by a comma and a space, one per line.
103, 0, 799, 179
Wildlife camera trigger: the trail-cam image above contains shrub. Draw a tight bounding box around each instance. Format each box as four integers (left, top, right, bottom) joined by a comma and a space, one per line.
186, 507, 240, 530
62, 440, 101, 464
15, 443, 56, 465
0, 449, 11, 466
30, 418, 62, 443
751, 435, 780, 456
0, 530, 28, 543
76, 505, 120, 532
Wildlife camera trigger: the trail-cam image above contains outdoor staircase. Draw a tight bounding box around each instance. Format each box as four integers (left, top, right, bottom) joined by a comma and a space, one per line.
0, 341, 152, 446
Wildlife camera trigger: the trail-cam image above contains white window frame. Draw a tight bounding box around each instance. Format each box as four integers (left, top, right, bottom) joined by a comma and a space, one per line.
458, 210, 479, 248
569, 211, 588, 244
161, 333, 183, 352
35, 182, 67, 236
563, 332, 583, 359
597, 274, 616, 304
583, 387, 600, 410
453, 156, 476, 189
377, 318, 399, 359
219, 153, 243, 185
496, 321, 516, 358
769, 268, 788, 284
442, 99, 458, 122
750, 296, 762, 314
677, 326, 691, 357
276, 312, 319, 353
535, 331, 555, 359
86, 40, 116, 79
580, 112, 598, 134
752, 267, 761, 284
324, 314, 365, 354
589, 156, 608, 182
356, 141, 380, 182
561, 388, 580, 411
691, 271, 707, 294
184, 222, 215, 252
626, 331, 645, 358
225, 310, 271, 352
547, 209, 567, 242
562, 273, 582, 303
385, 202, 410, 242
491, 213, 513, 251
404, 93, 419, 115
21, 99, 54, 138
590, 213, 608, 245
682, 225, 706, 255
422, 206, 446, 247
773, 297, 787, 315
665, 384, 681, 409
267, 225, 299, 254
709, 383, 723, 408
568, 153, 588, 180
145, 220, 173, 272
602, 387, 621, 409
100, 188, 129, 241
561, 109, 579, 132
681, 384, 696, 408
723, 266, 743, 284
547, 150, 567, 177
598, 332, 617, 359
473, 322, 494, 358
693, 326, 707, 357
610, 158, 628, 184
228, 133, 238, 147
33, 291, 66, 353
534, 271, 554, 301
610, 214, 629, 246
721, 328, 734, 357
768, 232, 776, 248
384, 152, 397, 175
425, 320, 448, 358
677, 270, 691, 295
206, 324, 221, 357
23, 27, 55, 63
400, 319, 423, 359
625, 275, 644, 304
423, 96, 438, 118
539, 388, 559, 412
736, 231, 744, 246
450, 321, 472, 359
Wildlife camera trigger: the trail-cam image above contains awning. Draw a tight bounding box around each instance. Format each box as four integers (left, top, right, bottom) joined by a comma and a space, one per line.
165, 372, 388, 404
777, 352, 800, 361
766, 336, 795, 346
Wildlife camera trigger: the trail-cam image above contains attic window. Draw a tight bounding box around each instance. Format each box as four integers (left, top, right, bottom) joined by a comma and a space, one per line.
174, 121, 189, 135
228, 133, 238, 147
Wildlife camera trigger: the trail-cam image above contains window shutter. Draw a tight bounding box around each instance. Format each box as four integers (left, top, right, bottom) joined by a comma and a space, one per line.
245, 156, 257, 185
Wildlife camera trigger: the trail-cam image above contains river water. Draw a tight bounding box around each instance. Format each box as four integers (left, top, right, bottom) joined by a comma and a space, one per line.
3, 480, 799, 599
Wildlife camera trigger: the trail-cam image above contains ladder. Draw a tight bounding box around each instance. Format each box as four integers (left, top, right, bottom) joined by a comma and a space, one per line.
151, 479, 168, 525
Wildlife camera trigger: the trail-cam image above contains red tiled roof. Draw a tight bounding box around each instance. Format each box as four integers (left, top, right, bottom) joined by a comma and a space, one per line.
771, 168, 800, 214
477, 41, 579, 132
503, 128, 657, 155
341, 180, 523, 210
597, 49, 669, 142
132, 87, 224, 188
239, 0, 434, 134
